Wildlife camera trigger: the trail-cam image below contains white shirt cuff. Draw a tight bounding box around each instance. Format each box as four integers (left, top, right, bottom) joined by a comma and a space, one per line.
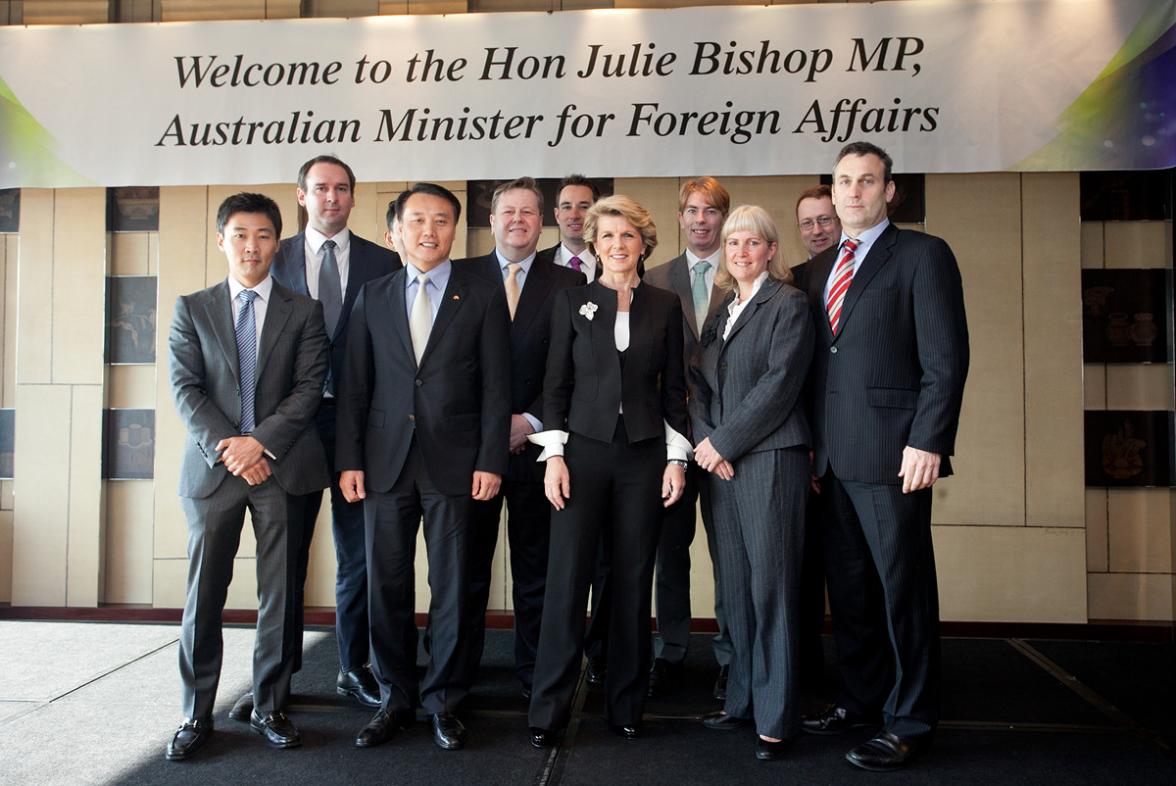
522, 412, 543, 433
666, 421, 693, 463
527, 429, 568, 461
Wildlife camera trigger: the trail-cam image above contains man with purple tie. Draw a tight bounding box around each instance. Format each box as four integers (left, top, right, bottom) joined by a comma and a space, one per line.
539, 174, 600, 281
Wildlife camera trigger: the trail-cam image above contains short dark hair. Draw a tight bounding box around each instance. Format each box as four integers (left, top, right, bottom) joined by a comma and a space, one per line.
835, 142, 893, 182
491, 176, 544, 214
296, 154, 356, 192
795, 184, 833, 211
216, 192, 282, 237
394, 182, 462, 224
385, 200, 398, 231
557, 174, 601, 203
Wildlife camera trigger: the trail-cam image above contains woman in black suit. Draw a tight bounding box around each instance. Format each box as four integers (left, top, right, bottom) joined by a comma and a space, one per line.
527, 195, 690, 746
690, 205, 814, 761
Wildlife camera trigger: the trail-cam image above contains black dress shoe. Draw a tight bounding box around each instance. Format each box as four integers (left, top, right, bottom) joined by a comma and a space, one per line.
609, 723, 640, 741
712, 665, 729, 701
529, 727, 557, 749
846, 731, 925, 771
647, 658, 684, 698
431, 712, 466, 751
249, 710, 301, 749
585, 655, 606, 687
337, 667, 381, 708
801, 705, 873, 735
701, 710, 748, 731
228, 691, 253, 723
165, 718, 213, 761
756, 736, 792, 761
354, 708, 413, 748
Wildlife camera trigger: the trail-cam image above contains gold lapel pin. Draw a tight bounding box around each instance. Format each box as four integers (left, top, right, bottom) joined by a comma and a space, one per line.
452, 294, 461, 301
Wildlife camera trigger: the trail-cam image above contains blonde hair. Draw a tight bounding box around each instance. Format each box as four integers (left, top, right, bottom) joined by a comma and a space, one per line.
583, 195, 658, 259
714, 205, 793, 292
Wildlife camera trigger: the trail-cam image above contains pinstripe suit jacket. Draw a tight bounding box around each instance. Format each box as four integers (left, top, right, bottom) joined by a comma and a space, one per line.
169, 279, 330, 499
690, 278, 813, 461
802, 222, 969, 484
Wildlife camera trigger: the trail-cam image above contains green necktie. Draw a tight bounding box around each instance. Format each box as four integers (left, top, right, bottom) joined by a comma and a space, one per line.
692, 260, 711, 331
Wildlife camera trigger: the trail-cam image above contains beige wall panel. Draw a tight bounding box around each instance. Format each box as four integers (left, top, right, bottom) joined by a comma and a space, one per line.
11, 384, 71, 605
106, 365, 157, 409
688, 510, 716, 617
1088, 572, 1173, 621
408, 0, 467, 13
161, 0, 300, 21
0, 481, 10, 510
560, 0, 613, 9
67, 384, 104, 606
303, 492, 337, 607
1080, 222, 1104, 268
204, 185, 296, 288
415, 526, 430, 613
354, 183, 392, 243
925, 174, 1024, 526
21, 0, 108, 23
16, 190, 54, 385
1082, 364, 1106, 409
1022, 173, 1084, 527
148, 232, 160, 275
0, 510, 11, 603
615, 178, 679, 267
308, 0, 381, 15
154, 557, 262, 609
467, 228, 495, 258
155, 187, 210, 561
3, 235, 16, 406
1104, 364, 1175, 411
110, 233, 152, 276
537, 228, 560, 253
725, 175, 820, 267
474, 0, 553, 11
489, 508, 510, 610
105, 480, 155, 604
934, 525, 1086, 623
51, 188, 106, 385
1085, 489, 1108, 573
1107, 488, 1173, 573
1103, 221, 1172, 268
380, 1, 409, 12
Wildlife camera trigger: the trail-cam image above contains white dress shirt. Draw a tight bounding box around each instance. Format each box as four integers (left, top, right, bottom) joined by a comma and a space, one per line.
553, 244, 597, 280
722, 271, 770, 341
227, 274, 272, 355
304, 226, 351, 299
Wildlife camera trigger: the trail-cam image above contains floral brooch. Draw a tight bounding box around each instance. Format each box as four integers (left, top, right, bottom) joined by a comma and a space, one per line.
579, 302, 599, 321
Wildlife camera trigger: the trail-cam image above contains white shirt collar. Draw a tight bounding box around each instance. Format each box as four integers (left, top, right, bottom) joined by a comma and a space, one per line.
305, 225, 351, 256
228, 274, 273, 302
685, 247, 722, 269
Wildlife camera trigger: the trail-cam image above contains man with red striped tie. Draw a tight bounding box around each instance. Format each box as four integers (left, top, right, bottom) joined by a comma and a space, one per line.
799, 142, 969, 772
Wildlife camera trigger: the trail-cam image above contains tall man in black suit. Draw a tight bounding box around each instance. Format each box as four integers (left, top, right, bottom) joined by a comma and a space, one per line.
800, 142, 968, 771
457, 177, 585, 700
337, 183, 511, 752
641, 176, 733, 699
233, 155, 400, 721
166, 193, 329, 761
540, 174, 600, 280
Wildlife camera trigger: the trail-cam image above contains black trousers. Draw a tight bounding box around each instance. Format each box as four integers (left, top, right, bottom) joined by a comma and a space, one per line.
459, 472, 550, 692
528, 421, 664, 730
366, 441, 470, 715
820, 469, 939, 739
290, 399, 370, 674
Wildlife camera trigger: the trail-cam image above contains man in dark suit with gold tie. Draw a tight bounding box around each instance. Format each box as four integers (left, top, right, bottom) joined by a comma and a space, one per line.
457, 177, 585, 701
800, 142, 969, 771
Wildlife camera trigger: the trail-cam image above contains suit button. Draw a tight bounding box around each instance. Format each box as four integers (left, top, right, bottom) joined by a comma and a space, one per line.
830, 346, 838, 354
415, 379, 423, 386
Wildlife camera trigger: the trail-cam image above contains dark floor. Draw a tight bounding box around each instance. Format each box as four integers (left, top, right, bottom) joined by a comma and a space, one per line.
0, 621, 1172, 785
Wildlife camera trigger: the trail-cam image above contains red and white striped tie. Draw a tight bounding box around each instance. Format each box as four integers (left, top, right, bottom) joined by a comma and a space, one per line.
826, 238, 858, 335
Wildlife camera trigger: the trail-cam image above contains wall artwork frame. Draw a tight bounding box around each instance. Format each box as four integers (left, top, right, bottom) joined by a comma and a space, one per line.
1081, 268, 1173, 364
106, 276, 157, 364
1084, 410, 1174, 488
103, 409, 155, 480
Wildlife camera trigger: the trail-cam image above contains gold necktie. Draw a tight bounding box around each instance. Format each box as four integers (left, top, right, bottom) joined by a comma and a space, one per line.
410, 273, 432, 363
505, 262, 521, 320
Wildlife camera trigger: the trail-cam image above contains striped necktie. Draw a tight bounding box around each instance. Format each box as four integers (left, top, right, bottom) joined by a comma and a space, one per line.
826, 238, 858, 335
235, 289, 259, 433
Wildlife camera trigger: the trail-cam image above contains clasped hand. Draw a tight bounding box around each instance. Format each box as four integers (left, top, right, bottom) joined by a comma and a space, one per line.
215, 435, 270, 486
694, 437, 734, 481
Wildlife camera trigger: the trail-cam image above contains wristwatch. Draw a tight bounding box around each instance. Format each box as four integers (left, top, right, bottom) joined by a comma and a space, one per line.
667, 459, 689, 468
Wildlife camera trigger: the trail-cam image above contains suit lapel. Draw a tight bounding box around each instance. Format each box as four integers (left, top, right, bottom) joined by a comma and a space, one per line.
513, 257, 554, 339
589, 283, 619, 379
419, 267, 464, 368
836, 224, 897, 339
722, 279, 781, 348
255, 284, 293, 381
666, 255, 699, 338
386, 268, 414, 361
204, 282, 240, 384
340, 235, 371, 340
282, 234, 310, 297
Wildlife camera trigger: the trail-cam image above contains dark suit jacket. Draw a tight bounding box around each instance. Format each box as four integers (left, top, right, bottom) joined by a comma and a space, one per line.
335, 264, 512, 496
543, 280, 688, 445
690, 279, 813, 461
802, 223, 969, 484
643, 252, 726, 371
463, 252, 586, 480
169, 279, 330, 499
271, 232, 401, 392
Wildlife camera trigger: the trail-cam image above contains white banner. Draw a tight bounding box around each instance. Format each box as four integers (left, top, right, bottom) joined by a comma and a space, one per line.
0, 0, 1173, 187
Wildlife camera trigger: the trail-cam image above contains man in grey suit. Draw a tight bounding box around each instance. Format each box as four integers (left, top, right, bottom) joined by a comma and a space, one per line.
800, 142, 968, 771
166, 192, 330, 761
642, 176, 733, 698
240, 155, 401, 719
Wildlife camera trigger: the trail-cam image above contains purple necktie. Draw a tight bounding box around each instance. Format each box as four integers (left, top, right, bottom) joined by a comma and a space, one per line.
568, 255, 583, 272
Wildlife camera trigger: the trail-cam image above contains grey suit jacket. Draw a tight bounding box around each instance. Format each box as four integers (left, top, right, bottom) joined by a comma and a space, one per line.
644, 252, 726, 367
690, 279, 814, 461
169, 278, 331, 499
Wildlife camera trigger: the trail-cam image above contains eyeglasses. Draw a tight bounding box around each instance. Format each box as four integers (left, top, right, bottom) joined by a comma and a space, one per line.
799, 216, 836, 231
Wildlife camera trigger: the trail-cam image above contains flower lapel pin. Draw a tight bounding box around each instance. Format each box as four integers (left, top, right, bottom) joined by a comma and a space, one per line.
579, 302, 599, 321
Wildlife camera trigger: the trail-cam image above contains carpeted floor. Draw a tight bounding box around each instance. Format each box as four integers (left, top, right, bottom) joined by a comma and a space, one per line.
0, 620, 1172, 785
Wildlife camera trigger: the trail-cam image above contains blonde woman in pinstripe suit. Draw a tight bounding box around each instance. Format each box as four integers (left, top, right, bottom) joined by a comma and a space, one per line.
690, 205, 814, 761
